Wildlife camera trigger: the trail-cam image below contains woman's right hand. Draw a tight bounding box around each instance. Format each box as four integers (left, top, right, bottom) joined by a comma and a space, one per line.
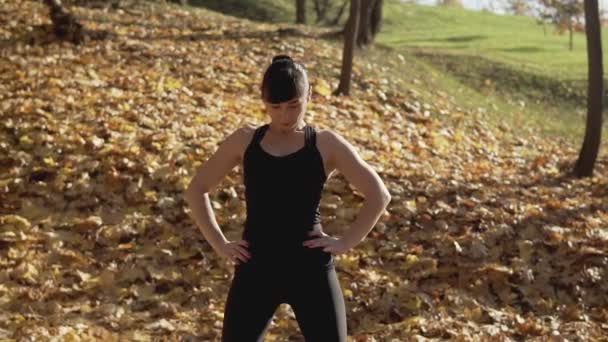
217, 240, 251, 265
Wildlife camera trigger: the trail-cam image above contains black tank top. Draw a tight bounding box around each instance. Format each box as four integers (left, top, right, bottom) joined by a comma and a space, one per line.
241, 123, 334, 268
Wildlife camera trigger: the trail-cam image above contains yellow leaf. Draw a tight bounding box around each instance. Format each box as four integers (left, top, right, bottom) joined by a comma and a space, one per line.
404, 254, 418, 269
165, 76, 182, 91
403, 295, 422, 312
405, 200, 417, 214
121, 330, 151, 342
19, 135, 33, 147
1, 215, 31, 231
12, 262, 39, 285
62, 330, 81, 342
314, 79, 332, 97
395, 316, 425, 331
109, 87, 124, 98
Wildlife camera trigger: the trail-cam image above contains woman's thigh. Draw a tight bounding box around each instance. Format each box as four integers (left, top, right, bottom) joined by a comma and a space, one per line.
287, 266, 348, 342
221, 264, 283, 342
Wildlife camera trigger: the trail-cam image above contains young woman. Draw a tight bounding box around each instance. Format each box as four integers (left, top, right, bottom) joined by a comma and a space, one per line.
185, 55, 391, 341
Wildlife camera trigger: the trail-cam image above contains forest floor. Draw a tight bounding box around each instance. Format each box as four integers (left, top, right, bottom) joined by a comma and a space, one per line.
1, 0, 608, 340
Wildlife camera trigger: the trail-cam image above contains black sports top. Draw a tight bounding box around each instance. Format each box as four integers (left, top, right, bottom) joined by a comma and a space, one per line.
241, 123, 334, 268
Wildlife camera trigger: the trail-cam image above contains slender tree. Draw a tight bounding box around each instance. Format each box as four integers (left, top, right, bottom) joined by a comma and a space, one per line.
328, 0, 349, 26
334, 0, 360, 96
574, 0, 603, 177
535, 6, 554, 36
539, 0, 584, 50
296, 0, 307, 24
357, 0, 383, 48
312, 0, 331, 23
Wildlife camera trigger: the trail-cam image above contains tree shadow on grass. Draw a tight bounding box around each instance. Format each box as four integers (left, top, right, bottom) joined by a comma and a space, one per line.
497, 46, 545, 53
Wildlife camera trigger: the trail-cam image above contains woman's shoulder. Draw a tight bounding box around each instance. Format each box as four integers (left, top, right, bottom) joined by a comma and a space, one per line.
314, 127, 348, 148
238, 123, 258, 136
232, 123, 261, 143
315, 127, 359, 161
232, 124, 262, 162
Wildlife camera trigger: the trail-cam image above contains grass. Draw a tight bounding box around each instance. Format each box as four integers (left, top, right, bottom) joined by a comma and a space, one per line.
375, 0, 607, 144
360, 45, 589, 146
379, 0, 608, 81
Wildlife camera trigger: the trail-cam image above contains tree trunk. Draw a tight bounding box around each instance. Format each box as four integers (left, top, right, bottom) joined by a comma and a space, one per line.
43, 0, 86, 44
328, 0, 348, 26
370, 0, 383, 36
296, 0, 306, 24
569, 16, 574, 50
574, 0, 603, 177
356, 0, 374, 47
334, 0, 360, 96
313, 0, 330, 23
356, 0, 383, 48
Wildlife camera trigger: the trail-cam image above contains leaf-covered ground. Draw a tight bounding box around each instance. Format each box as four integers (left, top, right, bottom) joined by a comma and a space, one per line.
1, 0, 608, 340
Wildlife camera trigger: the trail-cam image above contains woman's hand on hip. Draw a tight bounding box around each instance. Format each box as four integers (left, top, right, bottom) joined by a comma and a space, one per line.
302, 229, 352, 255
218, 239, 251, 265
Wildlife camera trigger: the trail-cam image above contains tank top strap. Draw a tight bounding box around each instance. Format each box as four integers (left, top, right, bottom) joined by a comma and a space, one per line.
252, 124, 270, 146
304, 124, 315, 149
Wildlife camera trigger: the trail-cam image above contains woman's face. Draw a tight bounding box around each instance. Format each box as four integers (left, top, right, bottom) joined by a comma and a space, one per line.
263, 86, 312, 130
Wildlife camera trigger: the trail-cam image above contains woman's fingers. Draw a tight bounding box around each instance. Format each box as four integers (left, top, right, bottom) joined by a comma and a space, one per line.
304, 237, 329, 248
234, 245, 251, 260
238, 240, 250, 248
238, 246, 251, 258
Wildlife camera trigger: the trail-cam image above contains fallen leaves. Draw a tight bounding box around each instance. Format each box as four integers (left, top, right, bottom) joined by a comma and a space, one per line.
1, 0, 608, 340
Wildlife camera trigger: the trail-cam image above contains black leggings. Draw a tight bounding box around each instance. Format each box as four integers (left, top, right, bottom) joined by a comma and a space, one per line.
221, 261, 347, 341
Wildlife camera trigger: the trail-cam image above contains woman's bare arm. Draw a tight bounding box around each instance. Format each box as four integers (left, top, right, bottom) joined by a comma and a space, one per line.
184, 127, 247, 253
324, 130, 391, 249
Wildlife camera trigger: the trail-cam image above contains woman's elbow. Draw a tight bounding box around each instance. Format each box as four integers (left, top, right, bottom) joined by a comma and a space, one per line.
367, 188, 391, 206
380, 190, 391, 206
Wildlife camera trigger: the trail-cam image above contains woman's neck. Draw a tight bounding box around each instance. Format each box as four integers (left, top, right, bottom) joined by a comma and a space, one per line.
268, 121, 307, 137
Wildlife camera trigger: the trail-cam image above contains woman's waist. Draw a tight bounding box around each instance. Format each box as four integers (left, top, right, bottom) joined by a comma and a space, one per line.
244, 226, 326, 252
242, 232, 316, 248
243, 218, 322, 230
238, 242, 335, 269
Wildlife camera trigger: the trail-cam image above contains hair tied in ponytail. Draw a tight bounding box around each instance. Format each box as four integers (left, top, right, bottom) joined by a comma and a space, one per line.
272, 55, 293, 64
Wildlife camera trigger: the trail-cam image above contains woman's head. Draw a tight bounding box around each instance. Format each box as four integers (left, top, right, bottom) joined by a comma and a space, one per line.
260, 55, 312, 129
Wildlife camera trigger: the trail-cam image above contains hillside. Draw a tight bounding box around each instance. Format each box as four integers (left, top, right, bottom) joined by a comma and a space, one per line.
1, 0, 608, 340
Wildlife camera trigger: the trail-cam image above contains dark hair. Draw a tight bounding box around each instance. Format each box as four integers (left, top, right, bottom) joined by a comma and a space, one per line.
260, 55, 309, 104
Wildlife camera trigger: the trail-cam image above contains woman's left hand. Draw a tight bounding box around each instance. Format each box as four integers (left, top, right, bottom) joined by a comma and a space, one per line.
302, 229, 352, 255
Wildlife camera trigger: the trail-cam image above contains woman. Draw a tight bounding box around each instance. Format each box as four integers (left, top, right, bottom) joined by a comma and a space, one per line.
184, 55, 391, 341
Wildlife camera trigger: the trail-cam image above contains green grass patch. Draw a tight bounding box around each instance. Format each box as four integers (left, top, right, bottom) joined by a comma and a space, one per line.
379, 0, 608, 80
375, 0, 608, 144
